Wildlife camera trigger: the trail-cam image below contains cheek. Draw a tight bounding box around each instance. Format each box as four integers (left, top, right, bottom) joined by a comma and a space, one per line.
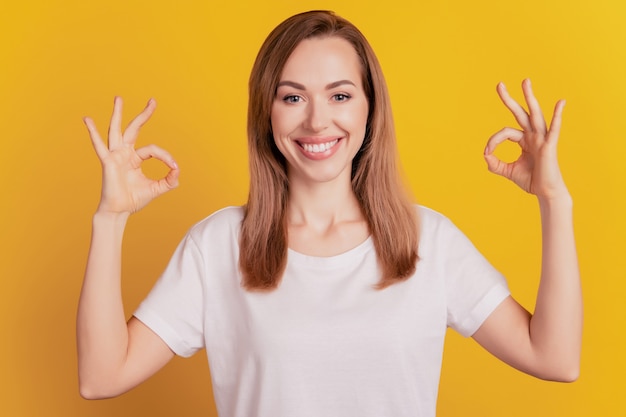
270, 108, 288, 154
338, 103, 369, 135
270, 105, 293, 138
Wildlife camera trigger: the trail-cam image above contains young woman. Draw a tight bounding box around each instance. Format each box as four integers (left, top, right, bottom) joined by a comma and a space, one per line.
77, 10, 582, 417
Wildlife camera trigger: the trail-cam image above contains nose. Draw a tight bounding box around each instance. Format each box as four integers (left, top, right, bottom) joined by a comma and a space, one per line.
302, 98, 329, 132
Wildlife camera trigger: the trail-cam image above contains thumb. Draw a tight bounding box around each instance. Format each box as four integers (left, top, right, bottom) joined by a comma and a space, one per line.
484, 153, 508, 178
153, 167, 180, 197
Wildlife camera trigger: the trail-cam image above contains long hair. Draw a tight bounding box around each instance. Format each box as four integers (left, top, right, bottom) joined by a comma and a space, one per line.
240, 10, 419, 290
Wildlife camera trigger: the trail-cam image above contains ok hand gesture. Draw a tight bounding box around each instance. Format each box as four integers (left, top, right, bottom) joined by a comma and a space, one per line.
84, 97, 180, 215
484, 79, 569, 201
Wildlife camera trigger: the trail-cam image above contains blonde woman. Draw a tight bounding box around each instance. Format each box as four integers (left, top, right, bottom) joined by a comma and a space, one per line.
77, 10, 582, 417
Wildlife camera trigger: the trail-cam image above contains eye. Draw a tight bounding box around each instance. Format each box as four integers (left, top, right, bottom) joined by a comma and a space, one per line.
282, 95, 302, 104
332, 93, 351, 102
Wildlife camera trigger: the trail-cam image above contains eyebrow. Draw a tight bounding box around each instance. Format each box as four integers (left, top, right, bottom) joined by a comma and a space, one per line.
277, 80, 356, 90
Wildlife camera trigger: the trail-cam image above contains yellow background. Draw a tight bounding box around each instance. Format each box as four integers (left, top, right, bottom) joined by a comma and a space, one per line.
1, 0, 624, 415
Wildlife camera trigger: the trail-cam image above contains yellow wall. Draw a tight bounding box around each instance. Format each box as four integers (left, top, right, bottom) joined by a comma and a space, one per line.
1, 0, 624, 415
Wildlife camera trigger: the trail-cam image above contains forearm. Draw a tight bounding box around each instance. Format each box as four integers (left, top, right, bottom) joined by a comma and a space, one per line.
77, 211, 131, 395
529, 193, 582, 380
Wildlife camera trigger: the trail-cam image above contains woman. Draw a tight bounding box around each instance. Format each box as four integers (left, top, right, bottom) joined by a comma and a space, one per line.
77, 10, 582, 417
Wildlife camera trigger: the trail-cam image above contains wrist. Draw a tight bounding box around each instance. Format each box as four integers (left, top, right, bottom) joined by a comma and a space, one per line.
93, 210, 130, 226
537, 191, 573, 207
537, 193, 574, 222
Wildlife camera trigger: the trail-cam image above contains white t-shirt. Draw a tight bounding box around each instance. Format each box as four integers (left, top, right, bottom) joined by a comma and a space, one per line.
134, 206, 510, 417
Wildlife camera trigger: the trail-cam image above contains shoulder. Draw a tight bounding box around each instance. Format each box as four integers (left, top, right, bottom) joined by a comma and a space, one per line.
415, 205, 472, 255
187, 206, 244, 242
416, 205, 456, 234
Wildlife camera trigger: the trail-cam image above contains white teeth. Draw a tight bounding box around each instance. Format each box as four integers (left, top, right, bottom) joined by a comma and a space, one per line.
302, 139, 338, 153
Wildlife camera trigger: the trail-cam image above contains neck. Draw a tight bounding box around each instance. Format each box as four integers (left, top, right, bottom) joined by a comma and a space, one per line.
285, 170, 370, 257
286, 174, 363, 231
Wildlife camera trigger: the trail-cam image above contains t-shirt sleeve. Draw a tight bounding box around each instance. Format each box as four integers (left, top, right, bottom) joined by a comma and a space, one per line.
436, 213, 511, 337
133, 233, 206, 357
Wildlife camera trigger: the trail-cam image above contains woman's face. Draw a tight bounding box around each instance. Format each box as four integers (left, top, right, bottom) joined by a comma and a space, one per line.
271, 36, 369, 186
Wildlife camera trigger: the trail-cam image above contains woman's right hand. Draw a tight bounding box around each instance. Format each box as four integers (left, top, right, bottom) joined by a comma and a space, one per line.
84, 97, 180, 215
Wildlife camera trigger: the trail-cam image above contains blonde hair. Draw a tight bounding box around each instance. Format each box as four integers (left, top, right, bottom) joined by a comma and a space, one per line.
240, 10, 418, 290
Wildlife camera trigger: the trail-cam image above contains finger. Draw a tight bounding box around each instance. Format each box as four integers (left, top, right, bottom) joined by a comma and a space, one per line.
521, 78, 547, 133
484, 153, 510, 178
484, 127, 524, 155
151, 170, 180, 197
159, 165, 180, 191
135, 144, 179, 171
123, 98, 157, 145
136, 144, 180, 195
497, 82, 531, 131
546, 99, 566, 144
107, 96, 124, 148
83, 117, 109, 160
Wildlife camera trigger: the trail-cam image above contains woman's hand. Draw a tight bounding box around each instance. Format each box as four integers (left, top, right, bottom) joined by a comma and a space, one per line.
78, 98, 179, 398
476, 81, 581, 382
484, 79, 569, 201
84, 97, 180, 215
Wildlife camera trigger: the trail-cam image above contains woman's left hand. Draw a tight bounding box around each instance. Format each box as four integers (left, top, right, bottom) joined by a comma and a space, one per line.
484, 79, 569, 200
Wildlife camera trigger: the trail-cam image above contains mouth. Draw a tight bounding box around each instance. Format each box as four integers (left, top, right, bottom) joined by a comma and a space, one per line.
297, 138, 340, 154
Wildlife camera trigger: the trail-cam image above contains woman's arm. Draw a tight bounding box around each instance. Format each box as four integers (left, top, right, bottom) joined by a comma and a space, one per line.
77, 98, 180, 398
472, 80, 582, 381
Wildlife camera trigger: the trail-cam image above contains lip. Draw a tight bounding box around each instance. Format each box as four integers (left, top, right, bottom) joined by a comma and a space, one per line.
295, 135, 343, 144
295, 136, 343, 160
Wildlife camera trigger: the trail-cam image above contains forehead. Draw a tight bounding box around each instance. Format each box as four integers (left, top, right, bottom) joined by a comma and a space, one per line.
279, 36, 363, 86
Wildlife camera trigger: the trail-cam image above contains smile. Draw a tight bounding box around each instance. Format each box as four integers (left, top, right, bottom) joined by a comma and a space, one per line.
299, 139, 339, 153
